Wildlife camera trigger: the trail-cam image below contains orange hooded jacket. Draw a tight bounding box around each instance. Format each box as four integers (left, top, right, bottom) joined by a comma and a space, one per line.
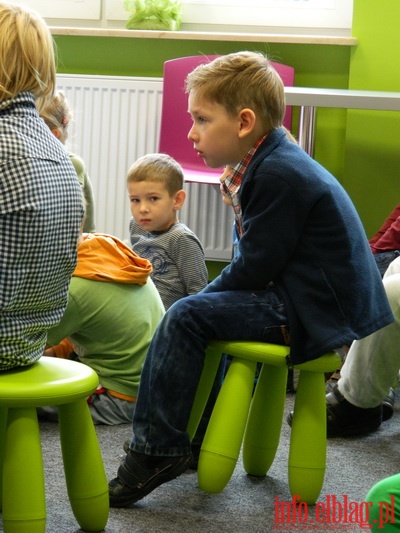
52, 233, 152, 359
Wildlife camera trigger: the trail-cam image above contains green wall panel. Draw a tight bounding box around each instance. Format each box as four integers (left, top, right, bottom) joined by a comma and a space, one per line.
344, 0, 400, 236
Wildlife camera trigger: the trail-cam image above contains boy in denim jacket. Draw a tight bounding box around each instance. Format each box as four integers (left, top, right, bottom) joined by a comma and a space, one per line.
108, 51, 393, 507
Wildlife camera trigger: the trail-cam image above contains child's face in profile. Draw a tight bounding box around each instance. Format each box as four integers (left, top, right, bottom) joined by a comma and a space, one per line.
128, 180, 180, 232
187, 91, 244, 170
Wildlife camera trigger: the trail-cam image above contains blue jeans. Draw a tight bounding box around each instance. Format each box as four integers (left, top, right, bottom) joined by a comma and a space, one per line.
131, 287, 288, 457
374, 250, 400, 277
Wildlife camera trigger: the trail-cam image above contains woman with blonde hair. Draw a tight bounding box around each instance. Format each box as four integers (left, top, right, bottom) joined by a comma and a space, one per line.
0, 1, 83, 370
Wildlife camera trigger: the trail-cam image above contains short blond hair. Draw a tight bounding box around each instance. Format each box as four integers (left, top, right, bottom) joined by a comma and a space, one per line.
127, 153, 184, 196
0, 1, 56, 102
185, 51, 285, 133
37, 90, 72, 144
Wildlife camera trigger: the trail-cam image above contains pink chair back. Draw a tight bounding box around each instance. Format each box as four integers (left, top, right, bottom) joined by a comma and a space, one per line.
158, 55, 294, 184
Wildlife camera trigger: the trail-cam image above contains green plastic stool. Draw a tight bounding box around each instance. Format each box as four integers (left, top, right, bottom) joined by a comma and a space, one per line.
0, 357, 109, 533
187, 341, 341, 504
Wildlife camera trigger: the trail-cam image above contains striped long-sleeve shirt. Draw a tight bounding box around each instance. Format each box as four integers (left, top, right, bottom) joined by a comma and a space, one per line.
129, 218, 207, 309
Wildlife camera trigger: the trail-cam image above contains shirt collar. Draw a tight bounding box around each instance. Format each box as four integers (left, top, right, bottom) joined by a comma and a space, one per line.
220, 134, 267, 237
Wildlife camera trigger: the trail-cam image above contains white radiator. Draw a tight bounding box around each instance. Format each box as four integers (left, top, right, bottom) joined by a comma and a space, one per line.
56, 74, 234, 261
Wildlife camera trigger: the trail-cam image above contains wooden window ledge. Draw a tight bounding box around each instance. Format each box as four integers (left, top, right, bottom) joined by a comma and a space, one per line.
50, 26, 357, 46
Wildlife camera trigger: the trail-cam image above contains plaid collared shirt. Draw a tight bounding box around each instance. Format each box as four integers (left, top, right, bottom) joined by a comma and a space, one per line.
220, 135, 267, 237
0, 92, 83, 370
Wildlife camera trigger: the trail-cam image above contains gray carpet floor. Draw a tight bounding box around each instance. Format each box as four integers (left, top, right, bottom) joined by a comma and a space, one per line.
2, 391, 400, 533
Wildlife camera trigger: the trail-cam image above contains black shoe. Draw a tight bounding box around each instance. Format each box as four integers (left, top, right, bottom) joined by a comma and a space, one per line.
109, 449, 193, 508
286, 383, 382, 438
326, 382, 394, 423
382, 387, 396, 421
325, 383, 382, 437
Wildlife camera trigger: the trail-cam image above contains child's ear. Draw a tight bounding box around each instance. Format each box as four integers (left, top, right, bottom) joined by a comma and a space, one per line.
238, 108, 256, 138
173, 189, 186, 210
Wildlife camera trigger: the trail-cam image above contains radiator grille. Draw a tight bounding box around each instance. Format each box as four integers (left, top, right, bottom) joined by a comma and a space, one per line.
56, 74, 233, 260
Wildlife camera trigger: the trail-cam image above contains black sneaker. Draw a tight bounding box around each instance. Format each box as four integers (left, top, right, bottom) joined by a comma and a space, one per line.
109, 449, 193, 507
287, 382, 382, 438
326, 383, 382, 437
326, 382, 395, 423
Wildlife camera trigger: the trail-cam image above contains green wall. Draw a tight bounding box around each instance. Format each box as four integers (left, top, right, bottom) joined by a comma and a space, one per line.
344, 0, 400, 236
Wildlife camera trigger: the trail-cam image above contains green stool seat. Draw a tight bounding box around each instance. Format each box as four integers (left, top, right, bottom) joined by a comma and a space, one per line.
0, 357, 109, 533
188, 341, 342, 504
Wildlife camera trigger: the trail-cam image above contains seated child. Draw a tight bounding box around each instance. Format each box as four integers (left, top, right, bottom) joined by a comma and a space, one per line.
108, 51, 393, 507
41, 232, 165, 425
127, 153, 208, 309
0, 2, 83, 371
37, 90, 96, 233
369, 203, 400, 276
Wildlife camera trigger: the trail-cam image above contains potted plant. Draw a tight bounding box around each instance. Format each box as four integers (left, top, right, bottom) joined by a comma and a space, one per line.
123, 0, 182, 31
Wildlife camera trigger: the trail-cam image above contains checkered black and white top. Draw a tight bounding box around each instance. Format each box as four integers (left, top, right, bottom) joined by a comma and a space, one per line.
0, 92, 84, 370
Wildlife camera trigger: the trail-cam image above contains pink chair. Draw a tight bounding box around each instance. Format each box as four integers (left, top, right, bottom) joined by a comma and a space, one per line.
158, 55, 295, 185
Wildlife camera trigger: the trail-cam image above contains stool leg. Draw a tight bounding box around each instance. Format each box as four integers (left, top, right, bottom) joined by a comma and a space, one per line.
289, 370, 326, 504
0, 406, 7, 511
58, 399, 109, 532
243, 364, 288, 476
187, 346, 222, 440
198, 357, 256, 493
2, 407, 46, 533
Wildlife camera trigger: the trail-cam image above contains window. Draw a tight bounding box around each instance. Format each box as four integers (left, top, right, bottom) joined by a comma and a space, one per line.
180, 0, 353, 33
15, 0, 354, 35
14, 0, 101, 20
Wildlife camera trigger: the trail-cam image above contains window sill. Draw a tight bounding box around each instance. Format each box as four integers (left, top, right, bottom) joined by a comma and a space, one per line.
50, 26, 357, 46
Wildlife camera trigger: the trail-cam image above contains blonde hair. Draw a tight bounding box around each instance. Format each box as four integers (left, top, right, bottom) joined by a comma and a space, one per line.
185, 51, 286, 133
37, 90, 72, 144
127, 153, 184, 196
0, 2, 56, 103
